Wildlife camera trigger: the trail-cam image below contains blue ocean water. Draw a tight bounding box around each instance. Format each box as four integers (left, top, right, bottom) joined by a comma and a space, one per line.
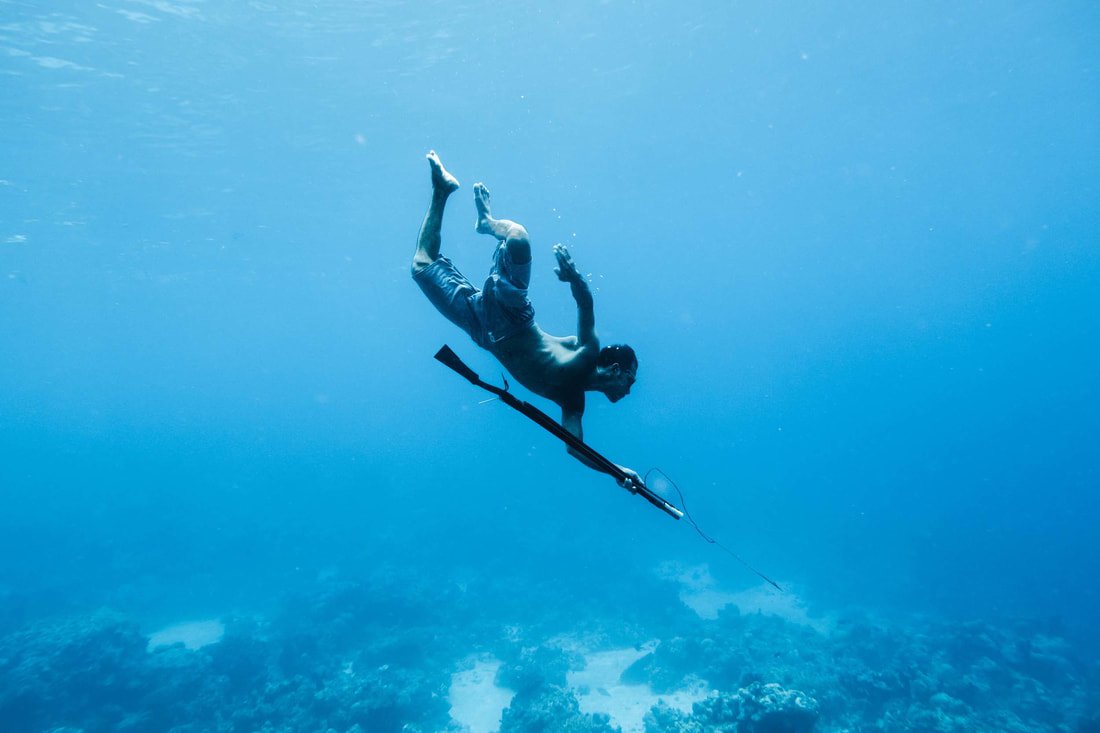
1, 2, 1098, 731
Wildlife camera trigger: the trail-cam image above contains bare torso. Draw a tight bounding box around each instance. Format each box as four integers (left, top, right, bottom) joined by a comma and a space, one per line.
490, 322, 596, 411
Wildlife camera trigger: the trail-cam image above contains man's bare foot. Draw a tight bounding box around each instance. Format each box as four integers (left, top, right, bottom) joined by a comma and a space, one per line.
427, 150, 459, 195
474, 182, 495, 234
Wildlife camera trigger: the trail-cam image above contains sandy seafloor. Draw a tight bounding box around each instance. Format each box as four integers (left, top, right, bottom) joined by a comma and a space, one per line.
0, 560, 1095, 733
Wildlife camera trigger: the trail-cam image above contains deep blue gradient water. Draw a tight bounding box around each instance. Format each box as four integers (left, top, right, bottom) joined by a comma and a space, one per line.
2, 2, 1098, 731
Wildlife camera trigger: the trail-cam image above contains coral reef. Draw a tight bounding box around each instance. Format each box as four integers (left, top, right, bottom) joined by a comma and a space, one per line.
0, 595, 455, 732
734, 682, 819, 733
626, 605, 1095, 732
500, 686, 618, 733
0, 570, 1095, 733
643, 683, 817, 733
496, 644, 577, 694
0, 611, 155, 732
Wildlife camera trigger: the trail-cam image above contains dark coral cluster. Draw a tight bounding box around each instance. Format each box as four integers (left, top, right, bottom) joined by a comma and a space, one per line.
626, 607, 1098, 732
500, 686, 617, 733
645, 681, 818, 733
495, 645, 615, 733
0, 580, 464, 733
0, 569, 1095, 733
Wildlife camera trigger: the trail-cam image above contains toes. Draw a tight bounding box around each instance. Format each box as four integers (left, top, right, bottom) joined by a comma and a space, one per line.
473, 183, 491, 210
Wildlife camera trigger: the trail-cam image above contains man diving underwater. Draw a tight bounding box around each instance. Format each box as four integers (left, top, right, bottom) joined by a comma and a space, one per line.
412, 151, 642, 490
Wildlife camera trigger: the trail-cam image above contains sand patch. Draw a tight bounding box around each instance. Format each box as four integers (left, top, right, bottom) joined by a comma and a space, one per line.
724, 584, 833, 633
447, 643, 707, 733
660, 563, 833, 633
147, 619, 225, 651
568, 641, 709, 733
449, 656, 514, 733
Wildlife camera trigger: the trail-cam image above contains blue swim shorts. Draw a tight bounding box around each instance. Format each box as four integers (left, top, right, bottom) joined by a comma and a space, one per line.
413, 242, 536, 348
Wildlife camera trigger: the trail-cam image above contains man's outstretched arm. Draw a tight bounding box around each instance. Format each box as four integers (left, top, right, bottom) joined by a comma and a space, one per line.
553, 244, 596, 348
561, 404, 642, 491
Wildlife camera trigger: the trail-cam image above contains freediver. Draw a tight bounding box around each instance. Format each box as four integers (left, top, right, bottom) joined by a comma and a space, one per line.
412, 151, 642, 489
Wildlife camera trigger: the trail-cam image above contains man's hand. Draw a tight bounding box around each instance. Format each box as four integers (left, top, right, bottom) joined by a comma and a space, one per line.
553, 243, 581, 283
616, 465, 643, 493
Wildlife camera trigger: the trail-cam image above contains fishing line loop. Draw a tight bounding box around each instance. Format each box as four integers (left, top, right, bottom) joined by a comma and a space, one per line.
645, 467, 783, 592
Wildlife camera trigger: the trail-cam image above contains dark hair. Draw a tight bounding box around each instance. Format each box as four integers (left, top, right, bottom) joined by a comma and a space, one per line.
598, 344, 637, 374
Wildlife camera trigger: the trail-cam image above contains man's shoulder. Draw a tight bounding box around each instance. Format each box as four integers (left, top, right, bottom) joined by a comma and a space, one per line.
571, 340, 600, 369
558, 334, 580, 349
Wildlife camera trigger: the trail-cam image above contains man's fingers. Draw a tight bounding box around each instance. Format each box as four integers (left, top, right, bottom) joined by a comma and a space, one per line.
553, 247, 579, 282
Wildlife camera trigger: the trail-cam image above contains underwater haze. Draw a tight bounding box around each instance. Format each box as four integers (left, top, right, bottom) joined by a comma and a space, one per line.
2, 1, 1098, 731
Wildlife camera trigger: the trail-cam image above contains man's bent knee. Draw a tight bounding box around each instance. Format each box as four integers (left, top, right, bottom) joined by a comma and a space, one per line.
504, 230, 531, 265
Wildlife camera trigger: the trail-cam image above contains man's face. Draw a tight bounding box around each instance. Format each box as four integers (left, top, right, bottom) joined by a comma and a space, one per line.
606, 366, 636, 403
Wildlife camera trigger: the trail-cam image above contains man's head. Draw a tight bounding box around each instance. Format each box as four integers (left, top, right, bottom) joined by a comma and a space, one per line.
596, 344, 638, 402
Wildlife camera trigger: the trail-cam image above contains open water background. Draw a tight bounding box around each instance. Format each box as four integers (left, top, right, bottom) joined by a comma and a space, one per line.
2, 0, 1098, 673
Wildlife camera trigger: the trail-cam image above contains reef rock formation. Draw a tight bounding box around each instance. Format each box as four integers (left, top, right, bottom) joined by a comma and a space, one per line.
733, 682, 819, 733
500, 685, 617, 733
643, 683, 818, 733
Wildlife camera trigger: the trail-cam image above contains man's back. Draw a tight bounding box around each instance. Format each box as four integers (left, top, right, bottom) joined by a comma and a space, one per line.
491, 323, 596, 410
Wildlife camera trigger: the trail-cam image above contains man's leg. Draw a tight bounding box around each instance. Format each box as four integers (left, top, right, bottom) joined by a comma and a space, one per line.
412, 150, 461, 273
473, 182, 530, 265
